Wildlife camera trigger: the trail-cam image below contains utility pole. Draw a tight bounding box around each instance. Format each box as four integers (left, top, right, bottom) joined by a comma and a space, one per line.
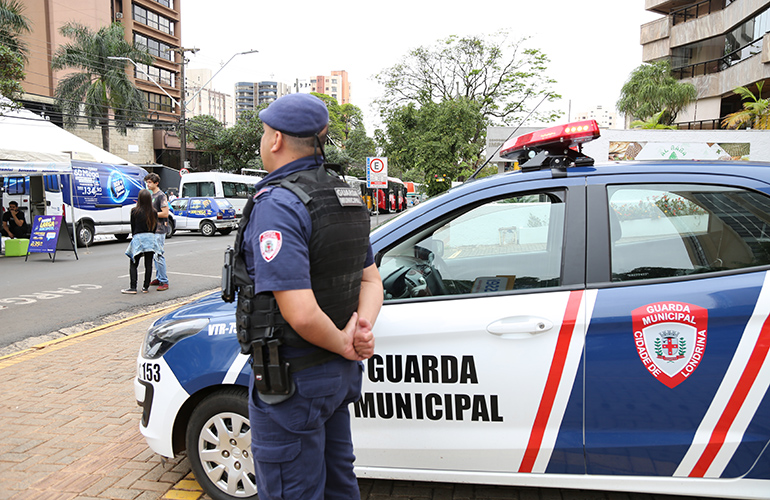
171, 47, 199, 171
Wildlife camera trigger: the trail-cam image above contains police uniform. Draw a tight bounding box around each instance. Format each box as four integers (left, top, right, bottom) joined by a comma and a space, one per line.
239, 94, 374, 500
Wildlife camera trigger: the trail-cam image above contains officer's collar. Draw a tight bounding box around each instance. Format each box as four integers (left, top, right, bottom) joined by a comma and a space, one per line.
255, 155, 323, 191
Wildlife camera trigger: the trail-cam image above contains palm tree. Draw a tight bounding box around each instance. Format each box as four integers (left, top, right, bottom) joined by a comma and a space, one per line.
0, 0, 31, 62
616, 60, 697, 126
721, 83, 770, 130
51, 22, 153, 151
631, 109, 678, 129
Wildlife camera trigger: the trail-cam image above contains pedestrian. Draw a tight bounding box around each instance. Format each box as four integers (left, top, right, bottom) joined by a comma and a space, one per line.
123, 189, 161, 294
2, 201, 29, 239
233, 93, 382, 500
143, 173, 170, 291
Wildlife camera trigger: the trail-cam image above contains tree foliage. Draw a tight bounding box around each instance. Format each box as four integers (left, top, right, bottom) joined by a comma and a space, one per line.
616, 60, 696, 125
0, 44, 24, 109
631, 109, 678, 129
51, 22, 152, 151
375, 31, 560, 195
186, 108, 266, 173
0, 0, 31, 62
721, 82, 769, 130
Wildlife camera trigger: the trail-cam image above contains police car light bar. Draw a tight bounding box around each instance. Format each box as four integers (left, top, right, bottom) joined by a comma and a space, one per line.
499, 120, 600, 171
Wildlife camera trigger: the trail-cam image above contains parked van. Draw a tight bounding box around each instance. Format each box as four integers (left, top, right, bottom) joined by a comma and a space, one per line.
178, 171, 262, 219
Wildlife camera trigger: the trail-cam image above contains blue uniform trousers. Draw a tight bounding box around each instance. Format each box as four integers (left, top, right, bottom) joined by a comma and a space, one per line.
248, 355, 363, 500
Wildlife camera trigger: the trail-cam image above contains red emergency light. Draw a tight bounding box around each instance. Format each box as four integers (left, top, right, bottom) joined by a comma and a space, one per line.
500, 120, 600, 159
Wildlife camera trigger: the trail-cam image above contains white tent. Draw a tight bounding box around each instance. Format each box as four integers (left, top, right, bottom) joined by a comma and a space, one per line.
0, 105, 132, 165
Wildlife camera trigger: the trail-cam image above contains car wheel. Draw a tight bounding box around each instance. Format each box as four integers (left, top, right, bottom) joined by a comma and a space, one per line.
201, 221, 216, 237
185, 389, 258, 500
219, 228, 232, 236
167, 219, 175, 239
76, 221, 94, 246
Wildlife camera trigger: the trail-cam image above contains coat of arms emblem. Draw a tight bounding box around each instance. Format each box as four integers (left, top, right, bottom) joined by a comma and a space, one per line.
632, 301, 708, 388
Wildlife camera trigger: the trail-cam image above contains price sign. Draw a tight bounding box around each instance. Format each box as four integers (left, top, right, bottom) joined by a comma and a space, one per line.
366, 157, 387, 189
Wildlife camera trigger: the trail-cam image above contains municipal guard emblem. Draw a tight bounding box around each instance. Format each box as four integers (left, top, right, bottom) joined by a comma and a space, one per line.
631, 301, 708, 388
259, 230, 282, 262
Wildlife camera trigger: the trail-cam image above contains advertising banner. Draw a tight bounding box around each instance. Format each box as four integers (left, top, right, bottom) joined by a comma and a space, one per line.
26, 215, 78, 262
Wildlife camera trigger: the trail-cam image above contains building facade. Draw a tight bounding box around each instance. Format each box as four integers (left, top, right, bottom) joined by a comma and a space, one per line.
186, 69, 235, 127
234, 81, 290, 120
574, 105, 621, 129
310, 70, 351, 104
641, 0, 770, 129
16, 0, 184, 164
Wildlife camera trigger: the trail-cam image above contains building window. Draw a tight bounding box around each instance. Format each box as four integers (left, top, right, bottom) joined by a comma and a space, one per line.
144, 91, 174, 113
135, 63, 175, 87
134, 33, 174, 62
133, 4, 174, 35
153, 0, 174, 8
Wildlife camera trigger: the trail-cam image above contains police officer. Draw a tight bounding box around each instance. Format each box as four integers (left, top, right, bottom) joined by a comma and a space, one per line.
240, 93, 382, 499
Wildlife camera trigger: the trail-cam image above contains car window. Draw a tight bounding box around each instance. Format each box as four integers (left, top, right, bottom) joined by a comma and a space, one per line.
379, 192, 565, 300
171, 199, 188, 211
182, 181, 215, 197
215, 198, 233, 208
608, 184, 770, 281
222, 181, 254, 198
190, 198, 212, 210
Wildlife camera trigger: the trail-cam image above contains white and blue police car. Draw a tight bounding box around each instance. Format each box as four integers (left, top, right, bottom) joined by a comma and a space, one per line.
135, 121, 770, 500
168, 197, 237, 237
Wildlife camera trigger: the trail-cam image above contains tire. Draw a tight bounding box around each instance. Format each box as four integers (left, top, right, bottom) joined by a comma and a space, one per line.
114, 233, 129, 242
219, 228, 232, 236
76, 221, 94, 246
167, 219, 175, 239
185, 389, 258, 500
201, 221, 216, 237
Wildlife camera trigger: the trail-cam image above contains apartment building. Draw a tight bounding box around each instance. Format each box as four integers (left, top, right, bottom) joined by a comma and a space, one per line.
186, 68, 235, 127
16, 0, 183, 163
641, 0, 770, 128
574, 105, 621, 129
234, 81, 290, 120
310, 70, 350, 104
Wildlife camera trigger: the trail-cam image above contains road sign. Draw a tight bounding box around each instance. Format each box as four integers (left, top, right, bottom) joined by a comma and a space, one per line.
180, 168, 189, 176
366, 157, 387, 189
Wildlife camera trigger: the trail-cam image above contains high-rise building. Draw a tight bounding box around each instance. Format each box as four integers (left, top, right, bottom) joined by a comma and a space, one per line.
186, 69, 235, 127
641, 0, 770, 129
574, 105, 620, 129
234, 81, 290, 120
16, 0, 184, 164
310, 70, 351, 104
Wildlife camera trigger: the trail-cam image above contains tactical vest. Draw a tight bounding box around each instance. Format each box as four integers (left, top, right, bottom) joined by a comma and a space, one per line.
232, 165, 370, 369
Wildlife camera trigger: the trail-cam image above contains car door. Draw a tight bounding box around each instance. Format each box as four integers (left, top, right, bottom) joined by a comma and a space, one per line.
584, 173, 770, 479
170, 198, 189, 230
353, 177, 593, 474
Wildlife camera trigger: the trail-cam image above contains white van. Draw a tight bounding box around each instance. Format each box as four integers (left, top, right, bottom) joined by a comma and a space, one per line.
178, 171, 263, 219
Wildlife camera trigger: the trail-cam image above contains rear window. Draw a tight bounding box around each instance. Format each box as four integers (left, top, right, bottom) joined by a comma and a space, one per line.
182, 181, 215, 197
214, 198, 233, 209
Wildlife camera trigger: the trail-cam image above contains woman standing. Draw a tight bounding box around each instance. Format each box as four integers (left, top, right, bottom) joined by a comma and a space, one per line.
123, 189, 162, 294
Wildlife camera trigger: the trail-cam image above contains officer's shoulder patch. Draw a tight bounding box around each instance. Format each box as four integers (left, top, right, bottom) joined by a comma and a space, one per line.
256, 186, 274, 199
334, 187, 363, 207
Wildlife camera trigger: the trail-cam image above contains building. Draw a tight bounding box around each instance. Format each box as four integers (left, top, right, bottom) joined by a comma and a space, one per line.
310, 70, 351, 104
574, 105, 621, 129
641, 0, 770, 129
16, 0, 184, 165
186, 69, 235, 127
234, 81, 290, 120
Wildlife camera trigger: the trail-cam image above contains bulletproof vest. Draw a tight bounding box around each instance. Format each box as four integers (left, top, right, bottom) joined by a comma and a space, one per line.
232, 166, 370, 357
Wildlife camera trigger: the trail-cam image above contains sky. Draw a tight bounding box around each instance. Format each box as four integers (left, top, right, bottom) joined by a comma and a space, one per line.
181, 0, 662, 132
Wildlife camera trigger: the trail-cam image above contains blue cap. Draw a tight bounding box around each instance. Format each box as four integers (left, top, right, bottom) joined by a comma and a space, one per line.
259, 93, 329, 137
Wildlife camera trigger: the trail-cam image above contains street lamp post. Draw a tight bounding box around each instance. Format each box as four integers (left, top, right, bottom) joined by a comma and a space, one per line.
109, 48, 258, 171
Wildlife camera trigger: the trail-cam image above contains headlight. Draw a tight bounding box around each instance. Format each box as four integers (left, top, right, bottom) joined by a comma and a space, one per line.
143, 318, 210, 359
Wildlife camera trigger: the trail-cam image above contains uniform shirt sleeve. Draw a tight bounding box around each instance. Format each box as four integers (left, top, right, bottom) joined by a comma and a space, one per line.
243, 187, 313, 294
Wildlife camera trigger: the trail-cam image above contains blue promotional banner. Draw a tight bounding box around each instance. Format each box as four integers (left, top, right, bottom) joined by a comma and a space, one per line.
28, 215, 63, 254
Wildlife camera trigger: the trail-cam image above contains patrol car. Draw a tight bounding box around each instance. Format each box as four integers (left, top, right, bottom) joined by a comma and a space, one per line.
167, 197, 236, 236
135, 120, 770, 500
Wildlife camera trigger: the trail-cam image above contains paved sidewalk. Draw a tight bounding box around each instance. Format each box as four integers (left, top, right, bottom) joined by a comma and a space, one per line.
0, 305, 191, 500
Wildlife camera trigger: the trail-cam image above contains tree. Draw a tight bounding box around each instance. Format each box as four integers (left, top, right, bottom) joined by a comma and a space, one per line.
0, 44, 24, 109
0, 0, 31, 62
721, 83, 770, 130
51, 22, 152, 151
616, 60, 696, 125
375, 31, 560, 188
631, 109, 678, 129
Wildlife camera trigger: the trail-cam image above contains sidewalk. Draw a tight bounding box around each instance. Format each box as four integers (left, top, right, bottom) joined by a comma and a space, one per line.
0, 304, 198, 500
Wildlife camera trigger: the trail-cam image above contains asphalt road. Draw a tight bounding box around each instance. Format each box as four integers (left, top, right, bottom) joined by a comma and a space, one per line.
0, 210, 401, 353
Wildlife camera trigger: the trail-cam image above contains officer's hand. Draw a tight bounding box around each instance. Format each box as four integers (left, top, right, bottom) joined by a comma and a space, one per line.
339, 312, 366, 361
354, 317, 375, 359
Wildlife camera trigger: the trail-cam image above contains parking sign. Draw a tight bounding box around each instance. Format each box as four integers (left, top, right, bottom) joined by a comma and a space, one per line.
367, 157, 387, 189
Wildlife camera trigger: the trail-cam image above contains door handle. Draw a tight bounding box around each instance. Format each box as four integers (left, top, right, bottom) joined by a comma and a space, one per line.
487, 316, 554, 338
